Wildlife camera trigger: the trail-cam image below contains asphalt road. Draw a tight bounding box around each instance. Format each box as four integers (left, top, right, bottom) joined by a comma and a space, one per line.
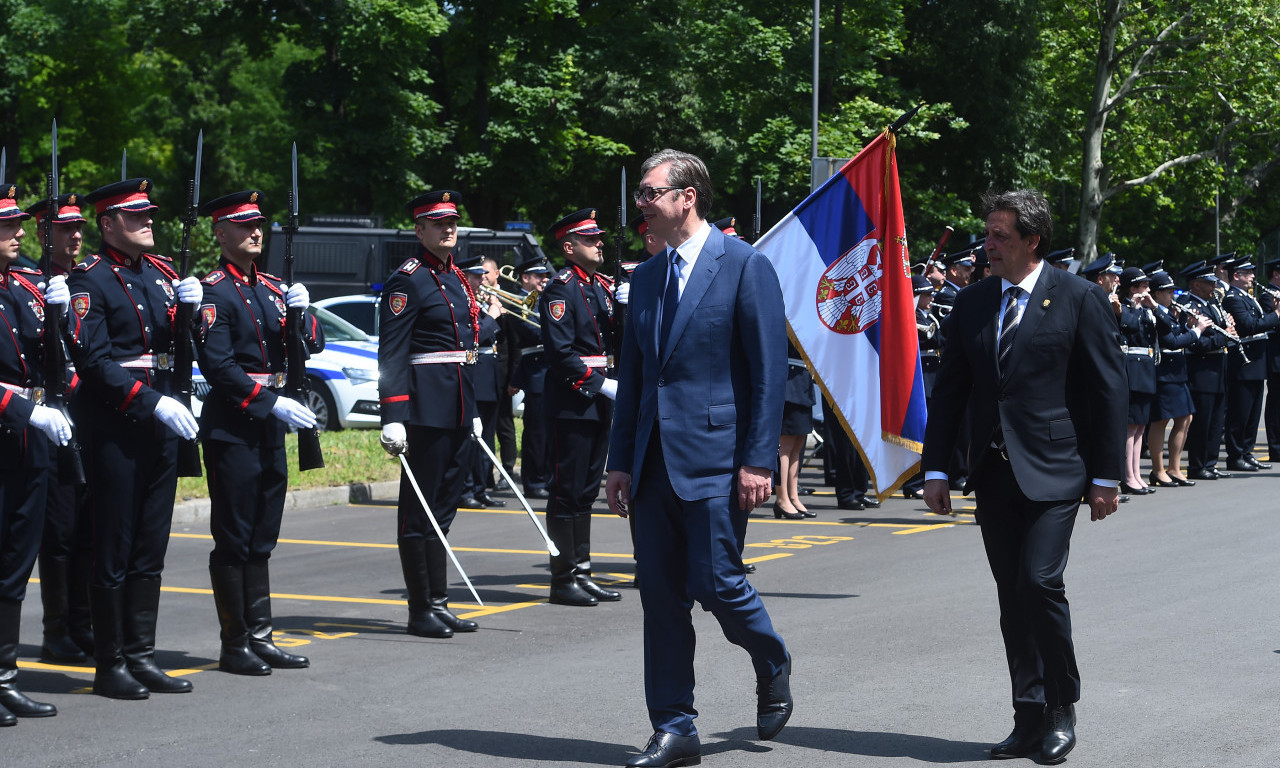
7, 463, 1279, 767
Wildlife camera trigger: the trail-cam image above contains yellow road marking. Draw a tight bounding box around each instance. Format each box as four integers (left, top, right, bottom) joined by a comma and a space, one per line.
18, 660, 92, 673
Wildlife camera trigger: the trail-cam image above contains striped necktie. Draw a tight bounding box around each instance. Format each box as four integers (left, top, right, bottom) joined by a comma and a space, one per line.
997, 286, 1023, 375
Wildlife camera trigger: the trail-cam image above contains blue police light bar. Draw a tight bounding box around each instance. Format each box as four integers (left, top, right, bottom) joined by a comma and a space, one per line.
504, 220, 533, 232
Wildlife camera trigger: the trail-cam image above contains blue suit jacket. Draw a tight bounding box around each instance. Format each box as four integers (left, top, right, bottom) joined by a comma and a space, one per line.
607, 226, 786, 500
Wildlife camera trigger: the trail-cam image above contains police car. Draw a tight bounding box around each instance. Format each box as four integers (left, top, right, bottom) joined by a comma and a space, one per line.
192, 305, 380, 430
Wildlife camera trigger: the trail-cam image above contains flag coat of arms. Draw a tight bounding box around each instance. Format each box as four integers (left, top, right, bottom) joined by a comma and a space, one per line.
755, 130, 926, 497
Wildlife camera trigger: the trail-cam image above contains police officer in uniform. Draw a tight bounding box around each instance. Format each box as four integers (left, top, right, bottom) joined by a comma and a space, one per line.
902, 274, 939, 500
1117, 267, 1159, 494
509, 256, 553, 498
27, 193, 94, 663
1177, 262, 1236, 480
378, 190, 497, 639
931, 249, 975, 318
1258, 259, 1280, 463
539, 209, 620, 606
1220, 257, 1279, 471
69, 178, 203, 699
0, 185, 74, 725
195, 190, 322, 675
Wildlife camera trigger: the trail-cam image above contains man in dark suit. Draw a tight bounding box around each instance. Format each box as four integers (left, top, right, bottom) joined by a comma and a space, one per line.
922, 189, 1126, 765
605, 149, 792, 768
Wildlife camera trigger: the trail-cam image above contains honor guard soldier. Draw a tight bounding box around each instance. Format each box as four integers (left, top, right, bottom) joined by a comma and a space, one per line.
195, 191, 322, 675
713, 216, 741, 239
0, 186, 74, 725
508, 255, 553, 498
1220, 257, 1279, 471
1259, 259, 1280, 463
69, 178, 204, 700
1176, 262, 1235, 480
540, 209, 620, 606
615, 216, 667, 310
378, 190, 497, 639
27, 193, 94, 664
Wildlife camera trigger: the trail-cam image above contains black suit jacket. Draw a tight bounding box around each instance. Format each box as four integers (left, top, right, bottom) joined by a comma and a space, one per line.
921, 267, 1127, 502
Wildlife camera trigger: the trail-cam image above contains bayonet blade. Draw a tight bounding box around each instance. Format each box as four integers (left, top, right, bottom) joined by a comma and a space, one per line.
192, 130, 203, 206
620, 166, 627, 220
51, 120, 60, 198
121, 148, 127, 180
1, 147, 6, 182
290, 142, 299, 218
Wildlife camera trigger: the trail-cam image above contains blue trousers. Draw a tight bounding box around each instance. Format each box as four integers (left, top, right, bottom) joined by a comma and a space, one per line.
634, 435, 788, 737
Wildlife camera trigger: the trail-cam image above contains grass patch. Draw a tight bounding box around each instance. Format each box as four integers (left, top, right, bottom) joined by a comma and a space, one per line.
176, 419, 525, 501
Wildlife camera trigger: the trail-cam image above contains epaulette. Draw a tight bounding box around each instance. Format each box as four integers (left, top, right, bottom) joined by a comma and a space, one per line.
399, 257, 421, 274
555, 267, 574, 284
143, 253, 179, 280
201, 270, 226, 285
11, 265, 43, 277
258, 270, 283, 283
148, 252, 174, 263
259, 279, 283, 297
74, 254, 100, 271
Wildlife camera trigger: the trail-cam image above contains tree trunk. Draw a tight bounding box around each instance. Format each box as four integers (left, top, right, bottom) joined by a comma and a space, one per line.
1077, 0, 1125, 265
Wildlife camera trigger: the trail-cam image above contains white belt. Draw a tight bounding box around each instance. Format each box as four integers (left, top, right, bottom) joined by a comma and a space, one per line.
0, 382, 44, 404
520, 345, 544, 357
117, 353, 173, 371
1121, 346, 1154, 357
580, 355, 613, 368
1159, 349, 1184, 355
411, 350, 477, 365
247, 372, 287, 388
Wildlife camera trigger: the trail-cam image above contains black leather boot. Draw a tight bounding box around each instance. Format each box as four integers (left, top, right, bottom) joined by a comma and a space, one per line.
244, 562, 310, 668
397, 539, 452, 638
88, 586, 148, 700
573, 515, 620, 602
0, 600, 56, 718
38, 555, 88, 663
426, 538, 477, 633
547, 517, 597, 606
209, 565, 271, 676
67, 552, 95, 657
122, 578, 192, 693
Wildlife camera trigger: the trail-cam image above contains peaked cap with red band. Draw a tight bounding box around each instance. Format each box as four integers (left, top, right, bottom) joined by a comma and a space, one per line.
27, 193, 87, 226
85, 178, 158, 216
406, 189, 462, 220
628, 214, 648, 237
0, 184, 32, 221
712, 216, 739, 238
199, 190, 267, 223
548, 208, 605, 242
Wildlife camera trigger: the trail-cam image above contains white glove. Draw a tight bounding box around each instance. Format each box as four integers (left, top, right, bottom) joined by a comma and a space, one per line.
42, 276, 71, 315
380, 422, 407, 456
271, 397, 317, 429
472, 417, 484, 438
614, 282, 630, 305
284, 283, 310, 310
600, 378, 618, 400
29, 404, 72, 446
174, 276, 203, 306
154, 395, 199, 440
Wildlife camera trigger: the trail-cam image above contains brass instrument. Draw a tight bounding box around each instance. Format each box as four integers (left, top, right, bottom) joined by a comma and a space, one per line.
479, 283, 540, 328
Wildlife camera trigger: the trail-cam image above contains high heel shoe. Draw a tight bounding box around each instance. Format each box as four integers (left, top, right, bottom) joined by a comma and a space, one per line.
1147, 471, 1179, 488
1120, 482, 1155, 495
772, 503, 805, 520
1167, 474, 1195, 487
797, 508, 817, 518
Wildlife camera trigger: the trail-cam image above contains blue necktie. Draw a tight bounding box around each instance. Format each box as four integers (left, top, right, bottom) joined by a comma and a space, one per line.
659, 252, 681, 355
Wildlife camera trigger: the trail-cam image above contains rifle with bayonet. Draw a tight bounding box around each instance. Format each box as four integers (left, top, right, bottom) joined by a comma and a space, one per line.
753, 177, 762, 242
284, 143, 324, 470
172, 131, 204, 477
40, 120, 86, 485
613, 166, 627, 336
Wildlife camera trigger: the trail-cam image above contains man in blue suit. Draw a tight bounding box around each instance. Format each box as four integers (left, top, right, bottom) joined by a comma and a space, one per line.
605, 149, 792, 768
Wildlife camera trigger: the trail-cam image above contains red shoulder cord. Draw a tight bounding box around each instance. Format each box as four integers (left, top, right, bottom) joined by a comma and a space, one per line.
449, 264, 482, 347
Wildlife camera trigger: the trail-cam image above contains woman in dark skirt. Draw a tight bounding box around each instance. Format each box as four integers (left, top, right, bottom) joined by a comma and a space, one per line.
1147, 270, 1209, 486
775, 343, 816, 519
1118, 267, 1160, 494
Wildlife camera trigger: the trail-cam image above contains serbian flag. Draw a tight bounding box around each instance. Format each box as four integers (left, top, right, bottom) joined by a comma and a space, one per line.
755, 129, 926, 498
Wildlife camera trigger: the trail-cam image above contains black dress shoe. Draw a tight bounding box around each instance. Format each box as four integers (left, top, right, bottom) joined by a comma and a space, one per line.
989, 723, 1041, 759
1118, 494, 1130, 503
859, 497, 881, 509
1168, 475, 1196, 486
1147, 472, 1179, 488
798, 487, 815, 495
1039, 704, 1076, 764
524, 487, 550, 499
1226, 459, 1258, 472
473, 491, 506, 508
1119, 483, 1155, 495
1247, 456, 1271, 470
458, 495, 483, 508
798, 509, 817, 518
1187, 469, 1218, 480
772, 503, 804, 520
744, 563, 757, 574
1211, 468, 1233, 479
903, 487, 925, 500
836, 499, 864, 510
0, 684, 57, 718
626, 731, 701, 767
756, 656, 793, 740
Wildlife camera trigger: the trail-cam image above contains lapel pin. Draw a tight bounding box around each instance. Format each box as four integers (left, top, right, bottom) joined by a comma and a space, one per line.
1042, 299, 1051, 308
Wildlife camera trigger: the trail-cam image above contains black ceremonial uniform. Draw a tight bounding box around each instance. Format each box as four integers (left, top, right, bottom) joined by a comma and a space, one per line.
917, 306, 941, 395
1221, 281, 1279, 467
0, 260, 59, 721
512, 298, 551, 495
1178, 291, 1233, 475
540, 260, 618, 604
1151, 302, 1199, 421
1118, 299, 1158, 426
196, 221, 323, 675
379, 192, 497, 640
1259, 277, 1280, 460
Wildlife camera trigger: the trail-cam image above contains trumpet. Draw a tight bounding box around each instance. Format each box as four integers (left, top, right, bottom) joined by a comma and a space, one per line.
478, 283, 540, 328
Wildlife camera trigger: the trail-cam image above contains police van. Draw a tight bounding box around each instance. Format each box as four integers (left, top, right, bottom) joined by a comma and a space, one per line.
263, 216, 547, 301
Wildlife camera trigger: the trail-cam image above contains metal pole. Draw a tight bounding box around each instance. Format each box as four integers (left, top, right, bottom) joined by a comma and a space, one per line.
812, 0, 820, 161
470, 434, 559, 556
398, 454, 483, 606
